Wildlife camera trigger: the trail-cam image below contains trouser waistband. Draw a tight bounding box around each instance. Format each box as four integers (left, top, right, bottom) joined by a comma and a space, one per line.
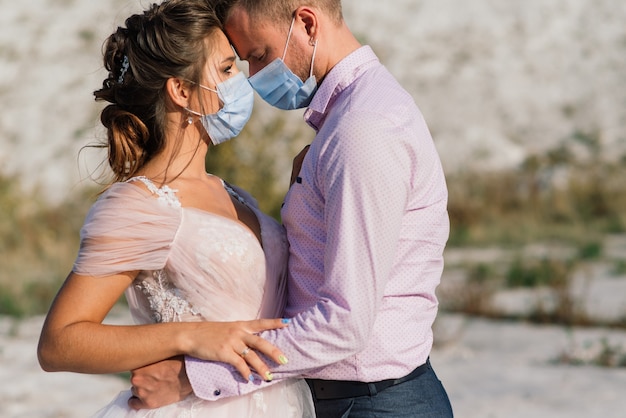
306, 358, 431, 400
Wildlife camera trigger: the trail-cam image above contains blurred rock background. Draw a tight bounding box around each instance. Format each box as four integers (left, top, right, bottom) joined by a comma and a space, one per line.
1, 0, 624, 201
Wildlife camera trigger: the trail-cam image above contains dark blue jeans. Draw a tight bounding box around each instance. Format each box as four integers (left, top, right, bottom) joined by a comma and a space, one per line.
310, 362, 453, 418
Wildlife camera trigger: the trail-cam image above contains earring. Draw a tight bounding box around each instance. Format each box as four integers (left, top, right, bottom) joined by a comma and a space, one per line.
187, 115, 194, 125
309, 37, 316, 46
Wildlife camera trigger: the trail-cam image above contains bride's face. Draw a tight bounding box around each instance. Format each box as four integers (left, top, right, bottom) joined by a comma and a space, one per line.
194, 30, 242, 115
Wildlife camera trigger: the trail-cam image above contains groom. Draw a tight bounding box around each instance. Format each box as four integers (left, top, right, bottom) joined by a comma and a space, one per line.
131, 1, 453, 416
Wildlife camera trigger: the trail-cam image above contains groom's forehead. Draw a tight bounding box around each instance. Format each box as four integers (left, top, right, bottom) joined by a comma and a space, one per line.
225, 21, 286, 66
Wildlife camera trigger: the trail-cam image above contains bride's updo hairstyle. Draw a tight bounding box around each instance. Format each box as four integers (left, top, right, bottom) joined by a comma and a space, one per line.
94, 0, 221, 182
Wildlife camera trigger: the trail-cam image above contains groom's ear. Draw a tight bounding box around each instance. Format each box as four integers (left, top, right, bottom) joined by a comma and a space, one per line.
294, 6, 319, 40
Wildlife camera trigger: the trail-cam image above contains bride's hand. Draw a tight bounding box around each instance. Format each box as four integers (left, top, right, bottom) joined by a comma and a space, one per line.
128, 318, 290, 410
184, 318, 290, 382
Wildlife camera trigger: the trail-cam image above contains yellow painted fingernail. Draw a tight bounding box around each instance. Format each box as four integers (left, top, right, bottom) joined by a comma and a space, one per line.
265, 371, 274, 381
278, 355, 289, 365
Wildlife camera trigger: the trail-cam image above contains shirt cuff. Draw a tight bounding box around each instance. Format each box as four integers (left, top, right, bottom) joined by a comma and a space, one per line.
185, 356, 267, 401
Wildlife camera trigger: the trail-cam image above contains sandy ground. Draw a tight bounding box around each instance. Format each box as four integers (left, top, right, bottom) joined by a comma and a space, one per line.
0, 314, 128, 418
433, 315, 626, 418
2, 312, 626, 418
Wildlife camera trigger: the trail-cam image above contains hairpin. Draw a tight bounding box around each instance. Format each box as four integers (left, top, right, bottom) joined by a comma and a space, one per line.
118, 55, 130, 84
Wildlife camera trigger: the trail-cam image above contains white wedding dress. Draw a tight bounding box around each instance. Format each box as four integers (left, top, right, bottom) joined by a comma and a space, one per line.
71, 176, 314, 417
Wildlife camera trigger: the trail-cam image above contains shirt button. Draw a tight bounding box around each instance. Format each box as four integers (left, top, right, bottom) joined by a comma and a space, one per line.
213, 389, 221, 396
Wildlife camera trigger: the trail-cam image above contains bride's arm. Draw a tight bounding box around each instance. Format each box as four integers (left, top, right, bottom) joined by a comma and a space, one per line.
37, 271, 288, 380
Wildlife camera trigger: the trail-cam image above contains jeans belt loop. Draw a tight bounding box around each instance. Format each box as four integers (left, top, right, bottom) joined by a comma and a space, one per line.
367, 383, 378, 396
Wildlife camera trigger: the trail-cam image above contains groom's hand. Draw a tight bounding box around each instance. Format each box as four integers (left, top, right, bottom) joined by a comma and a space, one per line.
290, 144, 310, 187
128, 355, 192, 410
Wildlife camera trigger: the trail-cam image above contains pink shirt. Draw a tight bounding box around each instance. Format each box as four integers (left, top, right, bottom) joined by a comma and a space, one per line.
187, 46, 449, 399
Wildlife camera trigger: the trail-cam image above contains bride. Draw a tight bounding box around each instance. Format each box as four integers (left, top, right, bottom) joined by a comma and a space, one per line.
36, 0, 314, 416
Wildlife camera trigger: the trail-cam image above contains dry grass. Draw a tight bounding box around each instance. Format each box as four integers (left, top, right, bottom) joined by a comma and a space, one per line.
2, 130, 625, 323
439, 132, 626, 328
0, 174, 96, 317
447, 131, 626, 247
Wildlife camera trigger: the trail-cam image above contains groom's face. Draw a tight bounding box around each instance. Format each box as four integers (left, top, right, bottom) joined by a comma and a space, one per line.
224, 6, 284, 76
224, 6, 305, 78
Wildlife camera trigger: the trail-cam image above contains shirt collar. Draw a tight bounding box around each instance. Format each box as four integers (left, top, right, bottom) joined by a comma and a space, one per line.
304, 46, 379, 131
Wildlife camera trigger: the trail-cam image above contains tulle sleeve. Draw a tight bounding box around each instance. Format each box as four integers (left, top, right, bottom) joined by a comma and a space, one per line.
72, 182, 181, 278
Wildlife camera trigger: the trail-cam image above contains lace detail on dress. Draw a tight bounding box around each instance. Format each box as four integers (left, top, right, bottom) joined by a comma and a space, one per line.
135, 270, 200, 323
128, 176, 181, 208
252, 391, 269, 413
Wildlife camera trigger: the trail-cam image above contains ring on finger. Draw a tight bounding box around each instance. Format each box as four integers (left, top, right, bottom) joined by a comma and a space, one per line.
240, 347, 250, 358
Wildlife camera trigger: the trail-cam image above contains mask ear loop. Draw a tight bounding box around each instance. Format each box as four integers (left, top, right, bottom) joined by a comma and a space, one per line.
282, 17, 297, 61
184, 83, 220, 119
309, 39, 318, 78
283, 16, 317, 79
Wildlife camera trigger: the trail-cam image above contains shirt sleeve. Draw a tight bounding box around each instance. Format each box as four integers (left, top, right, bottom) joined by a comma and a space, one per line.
187, 109, 414, 399
72, 183, 181, 277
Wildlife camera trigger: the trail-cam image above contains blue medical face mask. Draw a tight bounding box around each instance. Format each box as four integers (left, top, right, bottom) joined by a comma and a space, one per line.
186, 72, 254, 145
248, 17, 318, 110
